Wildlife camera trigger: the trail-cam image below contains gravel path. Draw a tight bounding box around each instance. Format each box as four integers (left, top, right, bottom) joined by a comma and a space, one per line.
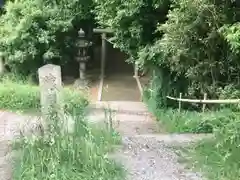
0, 111, 42, 180
90, 101, 207, 180
113, 136, 205, 180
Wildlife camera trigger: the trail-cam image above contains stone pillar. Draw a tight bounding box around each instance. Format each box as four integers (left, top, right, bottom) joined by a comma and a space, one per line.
79, 61, 86, 80
38, 64, 63, 121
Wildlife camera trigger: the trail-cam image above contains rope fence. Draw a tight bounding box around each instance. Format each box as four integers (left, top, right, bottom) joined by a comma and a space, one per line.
167, 94, 240, 112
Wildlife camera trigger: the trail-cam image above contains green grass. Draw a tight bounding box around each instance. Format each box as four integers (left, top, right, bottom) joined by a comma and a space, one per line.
145, 92, 237, 134
12, 113, 124, 180
152, 107, 240, 180
0, 75, 125, 180
150, 108, 214, 133
143, 92, 213, 133
180, 140, 240, 180
144, 91, 240, 180
0, 76, 88, 113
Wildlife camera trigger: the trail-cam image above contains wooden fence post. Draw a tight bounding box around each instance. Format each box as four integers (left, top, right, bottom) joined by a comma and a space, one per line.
178, 93, 182, 112
202, 93, 207, 112
101, 33, 106, 78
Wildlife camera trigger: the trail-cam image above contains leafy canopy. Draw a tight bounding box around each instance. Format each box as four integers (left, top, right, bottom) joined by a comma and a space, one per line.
0, 0, 94, 75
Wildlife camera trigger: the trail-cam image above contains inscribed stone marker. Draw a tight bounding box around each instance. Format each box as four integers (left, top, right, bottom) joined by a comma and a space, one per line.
38, 64, 63, 120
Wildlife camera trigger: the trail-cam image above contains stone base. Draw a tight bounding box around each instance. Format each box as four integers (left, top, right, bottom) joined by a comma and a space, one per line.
74, 79, 89, 90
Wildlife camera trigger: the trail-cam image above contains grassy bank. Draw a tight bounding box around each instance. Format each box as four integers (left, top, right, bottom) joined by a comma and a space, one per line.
152, 108, 240, 179
0, 76, 88, 114
145, 94, 240, 180
183, 140, 240, 180
149, 108, 237, 134
186, 110, 240, 180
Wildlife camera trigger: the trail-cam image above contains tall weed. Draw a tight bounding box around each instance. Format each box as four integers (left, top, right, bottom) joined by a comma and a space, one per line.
12, 110, 123, 180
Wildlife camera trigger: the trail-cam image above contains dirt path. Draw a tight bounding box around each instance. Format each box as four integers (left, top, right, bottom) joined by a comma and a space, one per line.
89, 101, 208, 180
0, 111, 42, 180
0, 101, 209, 180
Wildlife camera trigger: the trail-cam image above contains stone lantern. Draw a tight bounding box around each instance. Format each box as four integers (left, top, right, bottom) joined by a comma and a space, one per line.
74, 28, 92, 89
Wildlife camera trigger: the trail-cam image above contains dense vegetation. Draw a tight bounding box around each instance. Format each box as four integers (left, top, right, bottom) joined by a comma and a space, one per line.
1, 0, 240, 103
1, 0, 240, 179
94, 0, 240, 179
0, 0, 95, 77
95, 0, 240, 108
0, 2, 124, 179
0, 77, 123, 180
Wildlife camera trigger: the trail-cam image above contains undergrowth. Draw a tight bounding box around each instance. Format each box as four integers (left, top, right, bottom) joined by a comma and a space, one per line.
189, 110, 240, 180
12, 112, 124, 180
144, 87, 240, 180
149, 108, 237, 134
1, 73, 124, 180
182, 138, 240, 180
0, 75, 88, 113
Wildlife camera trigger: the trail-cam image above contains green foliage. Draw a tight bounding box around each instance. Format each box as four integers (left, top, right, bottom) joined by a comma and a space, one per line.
146, 102, 237, 134
148, 109, 212, 133
95, 0, 170, 62
183, 110, 240, 180
181, 139, 240, 180
95, 0, 240, 179
154, 0, 240, 99
0, 79, 88, 113
144, 68, 172, 108
0, 0, 95, 75
149, 105, 240, 179
12, 110, 123, 180
95, 0, 240, 107
220, 23, 240, 53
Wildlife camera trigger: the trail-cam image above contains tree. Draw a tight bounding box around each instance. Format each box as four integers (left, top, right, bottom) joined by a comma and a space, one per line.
95, 0, 240, 107
0, 0, 95, 76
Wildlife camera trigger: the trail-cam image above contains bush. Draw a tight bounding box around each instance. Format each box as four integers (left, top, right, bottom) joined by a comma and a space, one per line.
0, 77, 124, 180
145, 87, 240, 135
95, 0, 170, 61
0, 79, 88, 113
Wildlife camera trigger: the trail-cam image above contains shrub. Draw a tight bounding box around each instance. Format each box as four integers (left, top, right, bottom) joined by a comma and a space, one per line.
146, 93, 240, 135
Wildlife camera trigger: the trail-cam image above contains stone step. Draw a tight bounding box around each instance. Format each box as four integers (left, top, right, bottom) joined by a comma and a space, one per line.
86, 110, 161, 135
86, 111, 151, 122
87, 101, 149, 113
